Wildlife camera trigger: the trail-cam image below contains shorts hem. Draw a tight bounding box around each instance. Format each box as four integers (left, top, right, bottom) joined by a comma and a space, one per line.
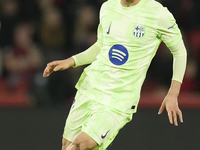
63, 134, 73, 143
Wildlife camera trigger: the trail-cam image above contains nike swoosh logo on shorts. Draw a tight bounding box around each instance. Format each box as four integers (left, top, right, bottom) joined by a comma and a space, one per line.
101, 130, 110, 139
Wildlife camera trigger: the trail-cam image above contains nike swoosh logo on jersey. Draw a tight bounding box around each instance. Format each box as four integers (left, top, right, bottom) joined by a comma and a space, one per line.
168, 23, 176, 30
107, 22, 112, 34
101, 130, 110, 139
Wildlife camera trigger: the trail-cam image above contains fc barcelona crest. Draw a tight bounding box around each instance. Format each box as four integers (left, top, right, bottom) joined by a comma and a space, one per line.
133, 25, 145, 38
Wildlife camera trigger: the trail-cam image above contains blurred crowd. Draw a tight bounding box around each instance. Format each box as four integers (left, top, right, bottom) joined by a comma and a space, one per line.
0, 0, 199, 107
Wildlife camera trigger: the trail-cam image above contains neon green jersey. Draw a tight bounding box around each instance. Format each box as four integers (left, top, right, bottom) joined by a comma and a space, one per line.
76, 0, 182, 114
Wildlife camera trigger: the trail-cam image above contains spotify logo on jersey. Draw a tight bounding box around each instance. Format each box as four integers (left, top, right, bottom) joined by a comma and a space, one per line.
109, 44, 129, 66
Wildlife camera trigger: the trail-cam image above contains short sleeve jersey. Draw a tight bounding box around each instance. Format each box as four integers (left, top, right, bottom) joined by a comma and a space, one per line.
75, 0, 182, 114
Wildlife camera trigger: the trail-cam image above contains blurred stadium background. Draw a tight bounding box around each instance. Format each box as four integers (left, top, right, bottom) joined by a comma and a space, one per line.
0, 0, 200, 150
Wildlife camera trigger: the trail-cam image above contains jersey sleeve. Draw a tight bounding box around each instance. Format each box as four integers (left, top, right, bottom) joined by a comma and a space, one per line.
157, 8, 182, 47
169, 40, 187, 83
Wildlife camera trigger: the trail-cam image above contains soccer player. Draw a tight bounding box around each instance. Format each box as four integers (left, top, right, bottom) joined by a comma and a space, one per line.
43, 0, 187, 150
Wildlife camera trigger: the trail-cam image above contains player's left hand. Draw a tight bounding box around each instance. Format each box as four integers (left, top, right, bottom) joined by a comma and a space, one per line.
158, 94, 183, 126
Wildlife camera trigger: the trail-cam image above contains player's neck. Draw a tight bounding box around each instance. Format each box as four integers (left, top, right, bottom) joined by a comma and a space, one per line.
121, 0, 141, 7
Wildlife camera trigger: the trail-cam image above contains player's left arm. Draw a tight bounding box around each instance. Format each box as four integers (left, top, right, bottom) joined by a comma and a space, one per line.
158, 40, 187, 126
157, 8, 187, 126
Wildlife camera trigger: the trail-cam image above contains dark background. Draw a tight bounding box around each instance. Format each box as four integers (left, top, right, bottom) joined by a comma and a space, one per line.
0, 0, 200, 150
0, 107, 200, 150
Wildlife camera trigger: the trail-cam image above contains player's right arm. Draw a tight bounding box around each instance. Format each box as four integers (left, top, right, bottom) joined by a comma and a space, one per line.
43, 6, 103, 77
43, 41, 102, 77
43, 23, 103, 77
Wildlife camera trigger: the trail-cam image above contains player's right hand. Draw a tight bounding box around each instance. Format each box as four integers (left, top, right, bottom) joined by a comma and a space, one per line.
43, 57, 75, 77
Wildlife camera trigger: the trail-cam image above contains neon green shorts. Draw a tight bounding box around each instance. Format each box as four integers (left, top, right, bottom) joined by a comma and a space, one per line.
63, 91, 132, 150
